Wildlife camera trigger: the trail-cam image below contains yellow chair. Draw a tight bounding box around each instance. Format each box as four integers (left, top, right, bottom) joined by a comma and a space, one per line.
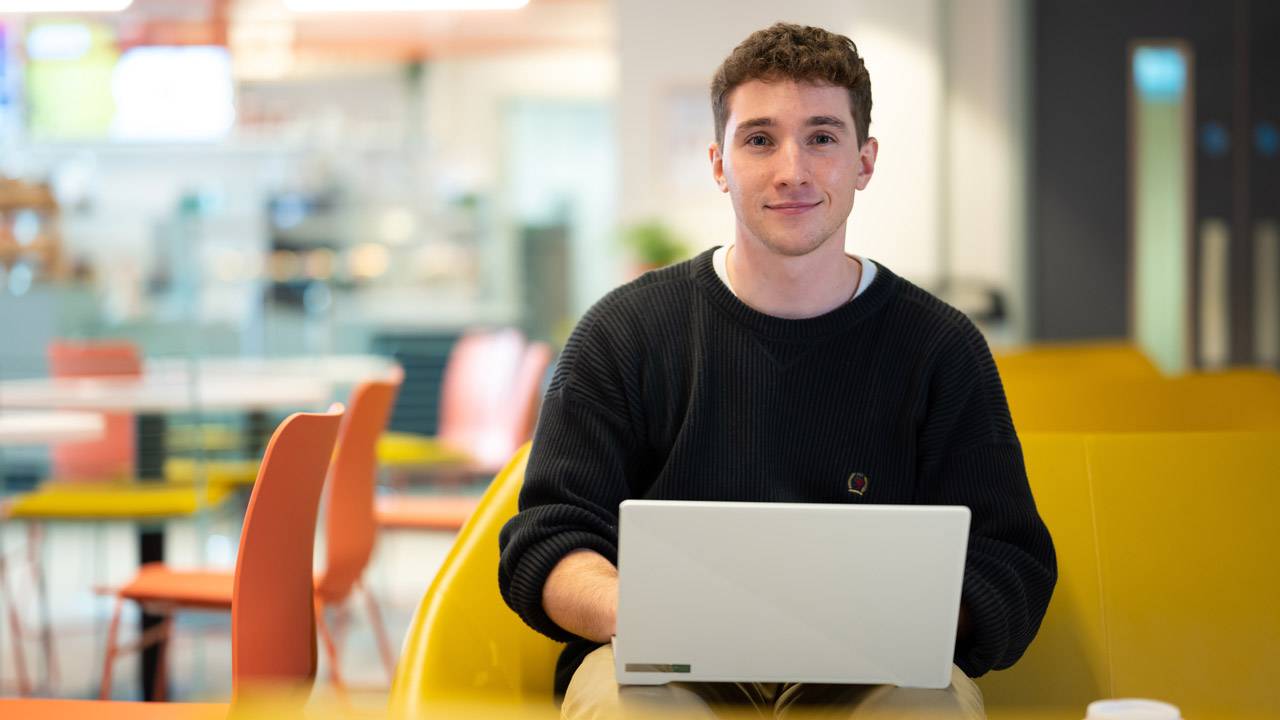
377, 433, 473, 468
994, 342, 1161, 383
981, 431, 1280, 720
1006, 369, 1280, 433
977, 434, 1109, 717
389, 442, 561, 717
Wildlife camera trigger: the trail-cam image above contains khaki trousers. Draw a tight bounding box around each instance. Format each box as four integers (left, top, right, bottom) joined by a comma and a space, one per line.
562, 645, 986, 720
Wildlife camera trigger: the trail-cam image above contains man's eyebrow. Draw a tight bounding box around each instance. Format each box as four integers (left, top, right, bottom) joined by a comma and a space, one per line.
735, 117, 774, 133
807, 115, 848, 129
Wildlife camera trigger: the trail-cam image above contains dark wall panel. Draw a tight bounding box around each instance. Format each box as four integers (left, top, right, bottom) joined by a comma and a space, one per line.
1031, 0, 1247, 343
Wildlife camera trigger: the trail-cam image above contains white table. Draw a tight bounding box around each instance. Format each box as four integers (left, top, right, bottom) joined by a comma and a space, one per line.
144, 354, 400, 388
0, 375, 332, 413
0, 411, 105, 445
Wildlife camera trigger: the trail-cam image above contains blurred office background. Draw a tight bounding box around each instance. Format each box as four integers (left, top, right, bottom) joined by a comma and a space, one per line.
0, 0, 1276, 708
0, 0, 1276, 375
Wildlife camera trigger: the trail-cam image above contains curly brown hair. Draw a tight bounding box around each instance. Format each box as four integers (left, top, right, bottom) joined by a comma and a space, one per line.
711, 23, 872, 148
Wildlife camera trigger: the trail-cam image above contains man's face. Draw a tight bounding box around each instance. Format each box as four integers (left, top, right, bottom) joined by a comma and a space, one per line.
711, 79, 877, 257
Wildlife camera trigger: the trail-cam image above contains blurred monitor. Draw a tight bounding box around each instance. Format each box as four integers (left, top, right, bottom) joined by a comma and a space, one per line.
25, 22, 235, 143
110, 45, 235, 142
24, 20, 118, 140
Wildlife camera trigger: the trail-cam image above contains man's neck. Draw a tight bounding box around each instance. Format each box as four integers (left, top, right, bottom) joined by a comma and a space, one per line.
727, 232, 862, 320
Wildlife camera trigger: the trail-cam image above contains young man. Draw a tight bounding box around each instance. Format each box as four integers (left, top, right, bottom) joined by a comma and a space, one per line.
499, 23, 1056, 719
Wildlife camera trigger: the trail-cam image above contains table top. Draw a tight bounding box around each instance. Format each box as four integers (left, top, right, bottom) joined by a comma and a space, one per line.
0, 375, 332, 413
145, 354, 400, 386
0, 410, 105, 444
0, 354, 397, 413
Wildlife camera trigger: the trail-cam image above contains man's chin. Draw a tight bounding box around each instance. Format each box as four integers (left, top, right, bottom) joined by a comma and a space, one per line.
758, 232, 833, 258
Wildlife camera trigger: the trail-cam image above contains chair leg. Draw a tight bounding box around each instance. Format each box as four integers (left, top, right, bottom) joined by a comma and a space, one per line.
356, 580, 397, 682
0, 551, 32, 697
152, 613, 173, 702
314, 597, 347, 697
332, 602, 349, 662
98, 596, 125, 700
26, 523, 57, 692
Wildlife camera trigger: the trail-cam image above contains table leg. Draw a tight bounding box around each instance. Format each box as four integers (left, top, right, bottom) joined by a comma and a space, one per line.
245, 411, 270, 459
135, 413, 167, 701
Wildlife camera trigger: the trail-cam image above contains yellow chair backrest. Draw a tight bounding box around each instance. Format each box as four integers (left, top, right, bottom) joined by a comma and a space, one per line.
994, 342, 1161, 383
1006, 369, 1280, 433
389, 442, 562, 717
982, 431, 1280, 720
978, 434, 1109, 713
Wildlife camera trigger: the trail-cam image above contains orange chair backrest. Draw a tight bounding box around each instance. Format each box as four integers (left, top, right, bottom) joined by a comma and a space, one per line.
47, 340, 142, 480
231, 405, 344, 703
438, 329, 526, 469
316, 375, 402, 603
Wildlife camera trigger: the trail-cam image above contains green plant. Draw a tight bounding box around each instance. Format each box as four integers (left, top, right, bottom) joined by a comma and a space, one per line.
622, 220, 688, 268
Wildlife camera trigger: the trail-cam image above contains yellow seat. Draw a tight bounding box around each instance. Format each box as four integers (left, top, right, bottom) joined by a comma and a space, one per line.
377, 432, 473, 468
163, 457, 261, 486
390, 442, 561, 716
165, 423, 244, 454
6, 480, 235, 520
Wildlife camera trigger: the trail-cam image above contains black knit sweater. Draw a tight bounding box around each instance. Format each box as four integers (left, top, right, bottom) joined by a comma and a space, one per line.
498, 248, 1057, 696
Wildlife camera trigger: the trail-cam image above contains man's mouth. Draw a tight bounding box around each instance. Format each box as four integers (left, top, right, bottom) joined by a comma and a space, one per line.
765, 201, 821, 215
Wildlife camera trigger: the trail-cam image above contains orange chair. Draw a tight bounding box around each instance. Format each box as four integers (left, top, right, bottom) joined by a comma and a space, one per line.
93, 378, 401, 699
376, 341, 553, 532
313, 376, 402, 692
0, 405, 343, 716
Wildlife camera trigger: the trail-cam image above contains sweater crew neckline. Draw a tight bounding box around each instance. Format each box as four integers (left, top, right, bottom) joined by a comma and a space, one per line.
691, 246, 898, 341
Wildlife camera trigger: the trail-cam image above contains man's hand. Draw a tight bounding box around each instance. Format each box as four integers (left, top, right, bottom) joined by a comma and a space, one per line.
542, 548, 619, 643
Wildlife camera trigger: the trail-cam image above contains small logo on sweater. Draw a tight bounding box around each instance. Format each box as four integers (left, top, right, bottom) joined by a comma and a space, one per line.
847, 473, 870, 497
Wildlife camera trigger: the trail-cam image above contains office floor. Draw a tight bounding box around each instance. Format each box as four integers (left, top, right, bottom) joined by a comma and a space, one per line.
0, 513, 457, 710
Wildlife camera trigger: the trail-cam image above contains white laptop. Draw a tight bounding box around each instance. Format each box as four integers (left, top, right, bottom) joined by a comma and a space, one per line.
612, 499, 970, 689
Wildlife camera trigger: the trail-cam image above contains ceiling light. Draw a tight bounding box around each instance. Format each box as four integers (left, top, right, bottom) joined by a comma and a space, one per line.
285, 0, 529, 11
0, 0, 133, 11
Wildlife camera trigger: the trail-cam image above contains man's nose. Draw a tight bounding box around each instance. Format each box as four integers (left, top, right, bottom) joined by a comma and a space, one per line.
774, 140, 810, 187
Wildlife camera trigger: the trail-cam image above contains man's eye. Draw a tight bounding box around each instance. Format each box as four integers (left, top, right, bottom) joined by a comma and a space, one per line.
745, 135, 771, 147
812, 134, 836, 145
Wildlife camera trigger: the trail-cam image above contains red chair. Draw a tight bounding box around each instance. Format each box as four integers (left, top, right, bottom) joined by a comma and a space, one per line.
0, 405, 344, 715
436, 328, 528, 471
47, 340, 142, 480
376, 341, 553, 532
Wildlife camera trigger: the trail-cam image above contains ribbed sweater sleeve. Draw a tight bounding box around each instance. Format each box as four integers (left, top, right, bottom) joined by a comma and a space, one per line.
915, 318, 1058, 677
498, 295, 641, 642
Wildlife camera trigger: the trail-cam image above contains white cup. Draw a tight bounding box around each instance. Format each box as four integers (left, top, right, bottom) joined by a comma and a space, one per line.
1086, 699, 1182, 720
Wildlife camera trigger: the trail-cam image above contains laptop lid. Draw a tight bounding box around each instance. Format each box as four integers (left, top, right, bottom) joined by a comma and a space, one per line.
613, 499, 970, 689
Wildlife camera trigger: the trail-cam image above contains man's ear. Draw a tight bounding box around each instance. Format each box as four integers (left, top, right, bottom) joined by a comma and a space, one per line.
709, 141, 729, 193
854, 137, 879, 191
